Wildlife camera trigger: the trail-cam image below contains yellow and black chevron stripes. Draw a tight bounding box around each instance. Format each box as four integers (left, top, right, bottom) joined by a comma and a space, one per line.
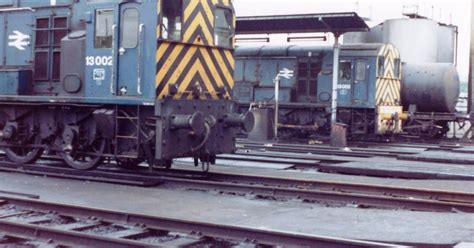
377, 44, 400, 79
155, 41, 234, 100
157, 0, 233, 46
376, 78, 401, 106
181, 0, 234, 45
183, 0, 215, 45
376, 44, 401, 106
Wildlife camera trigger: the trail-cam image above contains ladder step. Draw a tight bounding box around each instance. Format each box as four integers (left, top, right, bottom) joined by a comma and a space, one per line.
117, 116, 139, 120
116, 135, 138, 139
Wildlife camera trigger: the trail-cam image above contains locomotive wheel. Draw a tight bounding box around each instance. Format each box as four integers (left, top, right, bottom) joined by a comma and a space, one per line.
5, 136, 44, 164
61, 139, 106, 170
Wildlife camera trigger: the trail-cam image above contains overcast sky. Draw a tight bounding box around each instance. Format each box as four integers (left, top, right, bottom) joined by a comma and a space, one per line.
234, 0, 472, 81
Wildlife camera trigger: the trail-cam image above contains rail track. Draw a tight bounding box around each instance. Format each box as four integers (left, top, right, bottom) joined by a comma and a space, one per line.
237, 141, 405, 158
236, 139, 473, 158
232, 140, 474, 180
0, 160, 473, 213
0, 196, 399, 247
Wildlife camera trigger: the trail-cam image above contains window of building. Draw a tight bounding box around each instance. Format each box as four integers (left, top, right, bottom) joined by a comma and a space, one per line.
95, 9, 114, 48
377, 56, 385, 77
161, 0, 182, 41
121, 8, 139, 48
34, 16, 68, 82
214, 8, 233, 47
339, 61, 352, 80
355, 60, 367, 81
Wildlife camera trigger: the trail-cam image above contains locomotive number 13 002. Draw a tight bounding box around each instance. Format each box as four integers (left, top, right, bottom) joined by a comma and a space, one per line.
86, 56, 113, 66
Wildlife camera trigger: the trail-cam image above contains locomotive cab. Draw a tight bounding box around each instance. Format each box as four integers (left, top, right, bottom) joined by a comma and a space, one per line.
82, 1, 156, 99
328, 44, 404, 135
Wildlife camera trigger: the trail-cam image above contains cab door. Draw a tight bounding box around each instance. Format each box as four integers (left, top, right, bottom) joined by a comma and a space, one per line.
337, 60, 353, 107
352, 59, 369, 104
85, 2, 144, 98
115, 2, 143, 97
85, 5, 115, 98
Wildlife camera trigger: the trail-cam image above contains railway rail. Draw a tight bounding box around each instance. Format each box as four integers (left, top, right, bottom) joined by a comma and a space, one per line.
232, 140, 474, 180
237, 140, 436, 158
0, 196, 399, 247
237, 142, 403, 158
236, 139, 474, 157
0, 160, 473, 213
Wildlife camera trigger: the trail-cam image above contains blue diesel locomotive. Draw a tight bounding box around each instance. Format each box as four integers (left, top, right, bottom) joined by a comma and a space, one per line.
0, 0, 252, 170
234, 44, 404, 138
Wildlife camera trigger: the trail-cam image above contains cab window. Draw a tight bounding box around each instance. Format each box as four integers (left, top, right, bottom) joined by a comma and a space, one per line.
121, 8, 139, 48
339, 61, 352, 80
214, 8, 233, 48
377, 56, 385, 77
355, 60, 366, 81
95, 9, 114, 48
161, 0, 182, 41
394, 58, 401, 79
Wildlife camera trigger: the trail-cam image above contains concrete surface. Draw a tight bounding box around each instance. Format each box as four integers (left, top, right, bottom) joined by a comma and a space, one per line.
0, 171, 472, 245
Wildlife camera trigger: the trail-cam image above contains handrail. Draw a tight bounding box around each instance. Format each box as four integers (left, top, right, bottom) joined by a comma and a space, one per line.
110, 24, 117, 95
137, 23, 145, 96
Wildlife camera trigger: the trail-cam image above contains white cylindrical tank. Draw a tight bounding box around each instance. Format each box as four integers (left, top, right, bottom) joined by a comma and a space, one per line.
436, 25, 456, 64
382, 19, 438, 63
401, 63, 460, 113
344, 18, 456, 64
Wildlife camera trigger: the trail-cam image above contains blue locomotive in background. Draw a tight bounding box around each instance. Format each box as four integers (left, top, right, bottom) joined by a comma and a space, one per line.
234, 43, 405, 138
234, 16, 463, 139
0, 0, 252, 170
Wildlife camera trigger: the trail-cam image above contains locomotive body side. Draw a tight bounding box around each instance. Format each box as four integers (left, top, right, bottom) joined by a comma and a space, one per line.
0, 0, 249, 170
234, 43, 403, 138
234, 45, 332, 138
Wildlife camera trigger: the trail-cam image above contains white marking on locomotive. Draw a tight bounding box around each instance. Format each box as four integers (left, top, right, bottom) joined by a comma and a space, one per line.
86, 56, 113, 66
93, 68, 106, 81
337, 84, 351, 90
8, 31, 30, 51
50, 0, 57, 6
278, 68, 294, 79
